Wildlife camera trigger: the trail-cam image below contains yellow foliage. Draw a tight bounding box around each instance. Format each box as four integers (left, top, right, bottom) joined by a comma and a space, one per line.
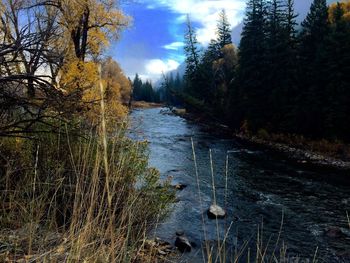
344, 12, 350, 20
222, 44, 238, 70
58, 0, 130, 58
212, 44, 237, 72
212, 58, 224, 72
102, 57, 131, 105
88, 29, 109, 55
58, 57, 129, 126
100, 57, 130, 124
329, 0, 350, 23
60, 59, 99, 93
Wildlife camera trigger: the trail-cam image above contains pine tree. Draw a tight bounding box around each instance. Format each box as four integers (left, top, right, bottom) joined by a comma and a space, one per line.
174, 72, 182, 91
183, 15, 200, 96
195, 10, 234, 111
323, 3, 350, 140
197, 40, 219, 103
132, 73, 143, 101
281, 0, 299, 131
285, 0, 298, 43
143, 81, 154, 102
297, 0, 329, 136
264, 0, 297, 131
217, 9, 232, 49
232, 0, 268, 130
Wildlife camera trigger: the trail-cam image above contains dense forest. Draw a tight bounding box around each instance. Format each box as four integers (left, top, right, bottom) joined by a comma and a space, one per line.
167, 0, 350, 142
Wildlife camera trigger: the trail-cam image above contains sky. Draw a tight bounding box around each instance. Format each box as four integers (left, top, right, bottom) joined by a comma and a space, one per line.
108, 0, 336, 83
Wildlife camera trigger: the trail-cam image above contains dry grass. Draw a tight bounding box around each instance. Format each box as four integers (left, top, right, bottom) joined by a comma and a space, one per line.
0, 127, 173, 262
131, 101, 164, 109
0, 76, 174, 262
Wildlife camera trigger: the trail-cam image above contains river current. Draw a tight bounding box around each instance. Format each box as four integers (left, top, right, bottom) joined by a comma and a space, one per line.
130, 107, 350, 263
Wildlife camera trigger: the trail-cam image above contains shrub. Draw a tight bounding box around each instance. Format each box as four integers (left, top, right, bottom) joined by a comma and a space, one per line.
0, 124, 173, 262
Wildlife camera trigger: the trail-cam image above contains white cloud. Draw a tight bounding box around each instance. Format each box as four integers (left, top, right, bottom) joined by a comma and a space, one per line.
143, 59, 180, 82
116, 1, 247, 83
163, 41, 184, 50
143, 0, 246, 45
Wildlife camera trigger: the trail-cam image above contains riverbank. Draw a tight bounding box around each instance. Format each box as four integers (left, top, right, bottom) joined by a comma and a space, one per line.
131, 101, 165, 109
167, 107, 350, 171
235, 133, 350, 171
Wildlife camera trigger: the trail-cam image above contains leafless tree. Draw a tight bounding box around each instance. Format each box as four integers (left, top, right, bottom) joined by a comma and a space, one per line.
0, 0, 71, 137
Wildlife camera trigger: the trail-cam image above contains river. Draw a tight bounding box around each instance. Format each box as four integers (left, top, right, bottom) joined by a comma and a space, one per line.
130, 107, 350, 263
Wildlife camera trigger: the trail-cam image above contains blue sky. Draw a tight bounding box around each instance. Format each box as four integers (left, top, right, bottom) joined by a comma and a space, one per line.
109, 0, 335, 83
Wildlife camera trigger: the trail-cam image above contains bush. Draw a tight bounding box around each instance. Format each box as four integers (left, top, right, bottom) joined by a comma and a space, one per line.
0, 124, 173, 262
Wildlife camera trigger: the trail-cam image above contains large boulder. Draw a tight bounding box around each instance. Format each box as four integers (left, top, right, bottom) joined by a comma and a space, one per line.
207, 204, 226, 219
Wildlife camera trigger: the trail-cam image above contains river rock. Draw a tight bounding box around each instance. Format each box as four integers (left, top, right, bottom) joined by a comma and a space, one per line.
176, 230, 185, 236
172, 108, 186, 116
325, 227, 346, 238
173, 183, 187, 190
207, 204, 226, 219
157, 249, 167, 256
175, 236, 192, 252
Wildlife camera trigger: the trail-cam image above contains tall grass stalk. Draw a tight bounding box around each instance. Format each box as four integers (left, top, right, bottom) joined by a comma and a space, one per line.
209, 149, 223, 263
191, 138, 209, 263
0, 75, 172, 262
190, 142, 315, 263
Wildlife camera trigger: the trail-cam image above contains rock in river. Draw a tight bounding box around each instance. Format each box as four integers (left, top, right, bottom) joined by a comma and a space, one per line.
175, 235, 192, 252
176, 230, 185, 236
325, 227, 346, 238
207, 204, 226, 219
173, 183, 187, 190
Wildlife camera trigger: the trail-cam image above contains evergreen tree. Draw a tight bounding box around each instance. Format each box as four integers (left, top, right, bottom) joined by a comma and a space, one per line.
297, 0, 329, 136
183, 15, 200, 96
174, 72, 183, 91
217, 9, 232, 49
323, 3, 350, 139
168, 73, 175, 91
264, 0, 298, 131
132, 74, 160, 103
232, 0, 268, 130
132, 73, 143, 101
282, 0, 299, 130
197, 40, 219, 103
142, 81, 154, 102
285, 0, 298, 42
196, 10, 234, 111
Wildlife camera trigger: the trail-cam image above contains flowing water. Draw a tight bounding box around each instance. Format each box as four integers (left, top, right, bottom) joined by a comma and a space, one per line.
130, 107, 350, 263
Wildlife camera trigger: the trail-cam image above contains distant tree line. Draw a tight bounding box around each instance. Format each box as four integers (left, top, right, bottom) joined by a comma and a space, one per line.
159, 72, 183, 106
132, 71, 183, 105
132, 74, 160, 102
180, 0, 350, 142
